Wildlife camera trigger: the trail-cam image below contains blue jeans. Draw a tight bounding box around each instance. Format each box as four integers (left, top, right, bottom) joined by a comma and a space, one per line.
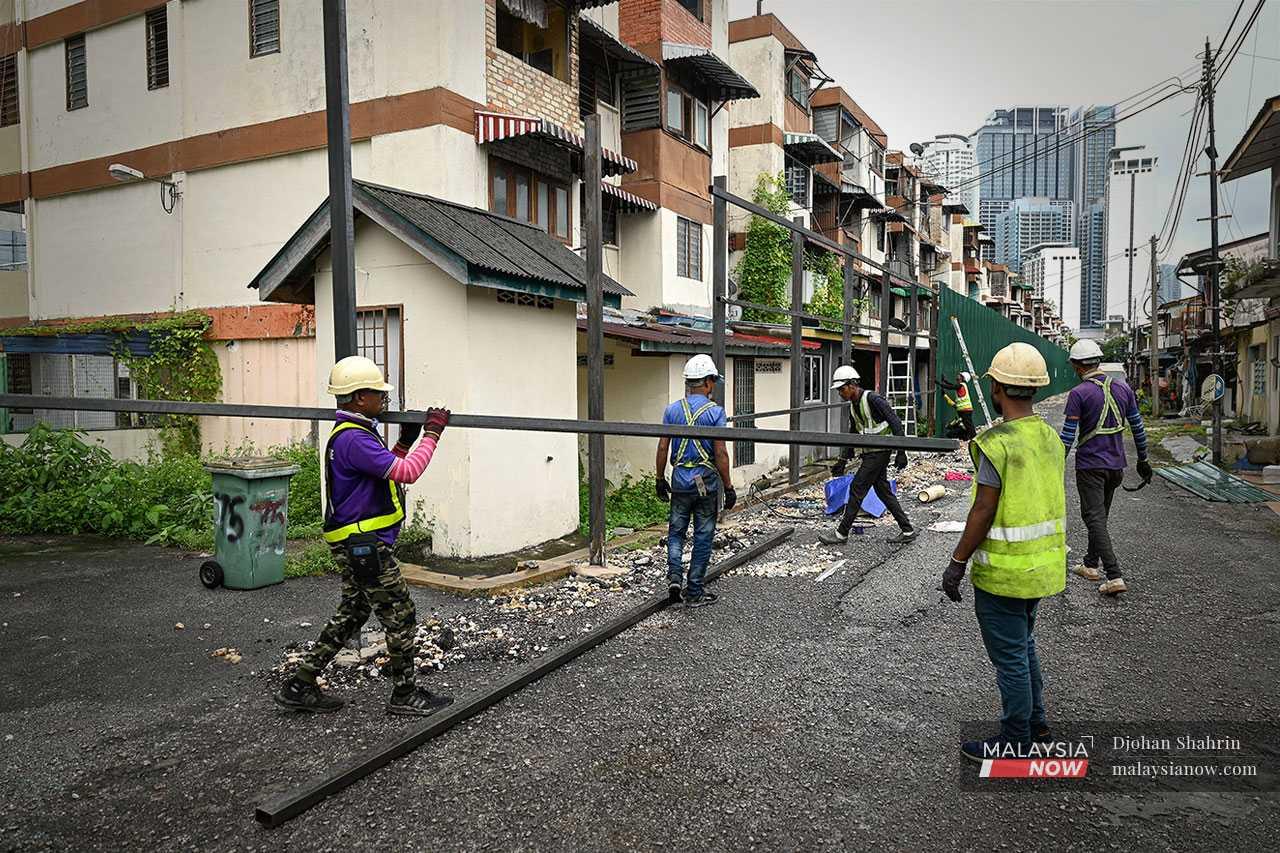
973, 586, 1046, 744
667, 491, 718, 598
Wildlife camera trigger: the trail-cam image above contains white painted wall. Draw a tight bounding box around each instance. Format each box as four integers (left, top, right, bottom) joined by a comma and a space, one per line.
0, 269, 26, 318
201, 336, 318, 454
727, 141, 783, 240
727, 37, 780, 130
2, 427, 162, 462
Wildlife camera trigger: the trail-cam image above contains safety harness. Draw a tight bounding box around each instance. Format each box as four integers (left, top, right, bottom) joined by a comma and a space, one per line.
1077, 374, 1125, 446
322, 420, 405, 544
850, 392, 890, 436
673, 398, 717, 471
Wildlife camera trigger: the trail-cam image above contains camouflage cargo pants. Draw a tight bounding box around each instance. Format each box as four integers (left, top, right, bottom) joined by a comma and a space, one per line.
295, 542, 418, 691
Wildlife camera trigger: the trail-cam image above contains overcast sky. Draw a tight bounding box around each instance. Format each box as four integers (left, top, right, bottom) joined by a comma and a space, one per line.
727, 0, 1280, 264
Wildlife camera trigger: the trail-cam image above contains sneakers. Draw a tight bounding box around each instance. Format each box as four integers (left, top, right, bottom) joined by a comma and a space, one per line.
1072, 563, 1103, 581
1099, 577, 1128, 596
387, 687, 455, 717
960, 734, 1030, 763
817, 527, 849, 546
273, 677, 345, 714
667, 583, 683, 604
888, 527, 918, 544
685, 591, 719, 609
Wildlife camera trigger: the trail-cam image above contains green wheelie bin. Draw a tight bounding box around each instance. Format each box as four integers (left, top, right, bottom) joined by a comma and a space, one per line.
200, 457, 300, 590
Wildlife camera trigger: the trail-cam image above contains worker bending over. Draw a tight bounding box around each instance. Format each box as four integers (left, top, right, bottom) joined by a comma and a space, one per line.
274, 356, 452, 717
942, 343, 1066, 759
819, 365, 916, 546
939, 371, 977, 440
1059, 340, 1152, 596
655, 355, 736, 608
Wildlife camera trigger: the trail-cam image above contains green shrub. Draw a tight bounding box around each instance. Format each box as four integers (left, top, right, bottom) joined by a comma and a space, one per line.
579, 475, 670, 537
285, 541, 338, 578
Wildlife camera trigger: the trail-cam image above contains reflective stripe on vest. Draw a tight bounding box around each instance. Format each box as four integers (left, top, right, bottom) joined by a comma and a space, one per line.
851, 392, 890, 435
1077, 374, 1125, 446
321, 420, 405, 544
968, 416, 1067, 599
954, 386, 974, 413
673, 398, 717, 469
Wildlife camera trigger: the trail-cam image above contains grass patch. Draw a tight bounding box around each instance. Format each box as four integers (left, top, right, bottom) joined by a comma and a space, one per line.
284, 541, 338, 578
578, 476, 669, 538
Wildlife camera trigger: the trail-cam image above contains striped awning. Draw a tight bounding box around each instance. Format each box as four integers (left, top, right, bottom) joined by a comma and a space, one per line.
601, 181, 658, 213
475, 111, 638, 177
783, 132, 842, 165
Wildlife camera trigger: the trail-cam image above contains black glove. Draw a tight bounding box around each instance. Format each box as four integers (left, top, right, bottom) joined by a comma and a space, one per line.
655, 478, 670, 502
831, 458, 848, 477
1137, 459, 1153, 483
941, 558, 967, 602
397, 422, 422, 448
423, 407, 450, 440
895, 450, 909, 470
722, 487, 737, 511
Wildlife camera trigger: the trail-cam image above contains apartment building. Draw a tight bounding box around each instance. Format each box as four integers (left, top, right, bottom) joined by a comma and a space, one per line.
1022, 242, 1081, 332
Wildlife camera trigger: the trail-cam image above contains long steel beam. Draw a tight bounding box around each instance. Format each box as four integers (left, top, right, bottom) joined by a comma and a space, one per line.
725, 400, 846, 423
0, 395, 959, 452
254, 526, 795, 827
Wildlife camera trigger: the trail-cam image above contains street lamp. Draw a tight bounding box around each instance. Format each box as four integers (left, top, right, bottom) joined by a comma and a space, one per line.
108, 163, 181, 214
1107, 145, 1145, 381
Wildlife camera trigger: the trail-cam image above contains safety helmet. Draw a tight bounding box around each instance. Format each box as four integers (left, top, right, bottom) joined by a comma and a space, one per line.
1068, 339, 1104, 363
959, 371, 972, 383
829, 364, 861, 390
683, 353, 722, 382
327, 355, 393, 396
985, 342, 1050, 388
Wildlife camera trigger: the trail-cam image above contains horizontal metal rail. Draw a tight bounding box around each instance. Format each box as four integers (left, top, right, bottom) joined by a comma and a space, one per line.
719, 297, 857, 328
0, 395, 959, 453
726, 400, 846, 423
254, 526, 795, 827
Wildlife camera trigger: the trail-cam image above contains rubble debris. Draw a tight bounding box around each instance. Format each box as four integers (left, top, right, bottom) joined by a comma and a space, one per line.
927, 521, 966, 533
917, 485, 947, 503
174, 623, 185, 631
211, 647, 243, 664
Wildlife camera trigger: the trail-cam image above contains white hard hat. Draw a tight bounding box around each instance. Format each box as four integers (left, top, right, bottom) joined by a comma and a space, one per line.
829, 364, 861, 390
959, 371, 972, 383
327, 355, 393, 396
1068, 339, 1104, 363
683, 354, 722, 381
985, 343, 1050, 388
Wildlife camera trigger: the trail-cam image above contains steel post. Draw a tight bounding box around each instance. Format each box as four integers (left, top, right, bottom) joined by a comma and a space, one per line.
584, 116, 606, 566
712, 175, 728, 407
322, 0, 357, 359
790, 218, 804, 484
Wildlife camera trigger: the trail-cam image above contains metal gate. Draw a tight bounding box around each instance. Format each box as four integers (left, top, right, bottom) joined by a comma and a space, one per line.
733, 356, 755, 467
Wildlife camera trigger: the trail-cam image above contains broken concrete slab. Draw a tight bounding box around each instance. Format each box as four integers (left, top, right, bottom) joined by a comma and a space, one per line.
399, 561, 570, 597
1247, 437, 1280, 465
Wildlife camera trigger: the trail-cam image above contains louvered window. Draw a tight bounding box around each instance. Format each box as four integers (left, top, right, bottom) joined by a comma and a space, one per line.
249, 0, 281, 58
676, 217, 701, 280
65, 35, 87, 111
621, 69, 660, 132
146, 8, 169, 90
0, 53, 17, 127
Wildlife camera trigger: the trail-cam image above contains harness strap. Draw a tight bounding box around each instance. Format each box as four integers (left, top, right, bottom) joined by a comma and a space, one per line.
674, 399, 716, 469
1077, 376, 1126, 446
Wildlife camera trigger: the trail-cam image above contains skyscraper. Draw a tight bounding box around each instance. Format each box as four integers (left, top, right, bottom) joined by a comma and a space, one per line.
1158, 263, 1184, 307
973, 106, 1073, 232
994, 197, 1074, 273
918, 134, 979, 217
1070, 105, 1117, 330
1081, 200, 1107, 330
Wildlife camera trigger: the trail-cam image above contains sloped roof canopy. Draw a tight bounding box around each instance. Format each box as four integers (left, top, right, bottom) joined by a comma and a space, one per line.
578, 15, 659, 69
661, 43, 760, 102
784, 132, 842, 165
1221, 95, 1280, 182
249, 181, 632, 308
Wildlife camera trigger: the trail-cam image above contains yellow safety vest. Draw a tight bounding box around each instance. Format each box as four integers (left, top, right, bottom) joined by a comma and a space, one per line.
851, 392, 891, 436
953, 385, 974, 413
673, 398, 717, 470
968, 416, 1067, 599
1078, 373, 1125, 446
321, 420, 405, 544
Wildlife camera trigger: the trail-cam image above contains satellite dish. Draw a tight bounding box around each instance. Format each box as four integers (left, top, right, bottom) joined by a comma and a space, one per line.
909, 142, 925, 157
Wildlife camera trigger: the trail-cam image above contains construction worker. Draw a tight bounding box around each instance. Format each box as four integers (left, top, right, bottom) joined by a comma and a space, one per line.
655, 354, 736, 608
274, 356, 453, 717
1059, 339, 1152, 596
940, 343, 1066, 759
818, 365, 917, 546
939, 371, 977, 440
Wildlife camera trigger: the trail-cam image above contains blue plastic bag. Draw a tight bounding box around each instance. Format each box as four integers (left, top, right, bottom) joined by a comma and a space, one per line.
824, 475, 897, 518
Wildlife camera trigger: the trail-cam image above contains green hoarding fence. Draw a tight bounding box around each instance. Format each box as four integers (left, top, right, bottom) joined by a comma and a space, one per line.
933, 287, 1076, 435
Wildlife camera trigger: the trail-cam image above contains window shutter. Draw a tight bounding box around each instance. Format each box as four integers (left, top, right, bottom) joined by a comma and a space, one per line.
812, 108, 837, 143
578, 51, 599, 120
250, 0, 281, 57
621, 68, 660, 132
65, 35, 87, 111
676, 218, 689, 277
0, 53, 17, 127
146, 8, 169, 90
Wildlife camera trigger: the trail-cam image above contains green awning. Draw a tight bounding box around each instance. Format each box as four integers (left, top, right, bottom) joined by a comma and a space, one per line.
890, 287, 909, 297
916, 290, 933, 300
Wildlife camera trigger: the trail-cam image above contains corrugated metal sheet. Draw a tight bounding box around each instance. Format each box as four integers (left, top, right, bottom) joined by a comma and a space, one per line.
1154, 461, 1277, 503
0, 331, 151, 356
934, 286, 1075, 433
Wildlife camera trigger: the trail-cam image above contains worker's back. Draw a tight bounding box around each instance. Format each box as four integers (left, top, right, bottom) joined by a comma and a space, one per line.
1066, 372, 1138, 470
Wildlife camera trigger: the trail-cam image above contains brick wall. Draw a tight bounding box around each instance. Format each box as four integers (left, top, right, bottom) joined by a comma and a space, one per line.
620, 0, 711, 50
485, 0, 582, 133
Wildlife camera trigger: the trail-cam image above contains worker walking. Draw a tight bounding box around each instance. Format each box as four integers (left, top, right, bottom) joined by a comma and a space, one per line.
941, 343, 1066, 759
655, 355, 736, 608
1059, 340, 1152, 596
939, 371, 977, 440
818, 365, 917, 545
274, 356, 453, 717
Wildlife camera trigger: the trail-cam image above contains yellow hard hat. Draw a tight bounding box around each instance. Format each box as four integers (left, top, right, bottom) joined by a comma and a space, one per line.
985, 342, 1049, 388
327, 355, 393, 396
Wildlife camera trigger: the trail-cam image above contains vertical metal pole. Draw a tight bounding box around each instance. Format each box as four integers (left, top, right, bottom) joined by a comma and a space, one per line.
878, 267, 891, 393
1058, 255, 1065, 326
907, 284, 918, 436
323, 0, 357, 359
1149, 234, 1160, 419
789, 219, 804, 485
928, 282, 939, 434
1127, 171, 1136, 382
841, 254, 855, 436
712, 175, 728, 407
584, 117, 606, 566
1204, 39, 1224, 464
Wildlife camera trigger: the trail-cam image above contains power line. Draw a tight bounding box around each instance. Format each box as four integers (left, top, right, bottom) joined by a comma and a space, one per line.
1216, 0, 1268, 84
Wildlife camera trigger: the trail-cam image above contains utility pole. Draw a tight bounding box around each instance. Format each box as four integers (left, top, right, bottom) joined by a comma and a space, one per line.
1204, 38, 1224, 465
323, 0, 357, 358
878, 267, 891, 393
712, 176, 727, 407
584, 116, 606, 566
789, 218, 804, 485
1127, 170, 1136, 383
1149, 234, 1160, 419
841, 253, 855, 437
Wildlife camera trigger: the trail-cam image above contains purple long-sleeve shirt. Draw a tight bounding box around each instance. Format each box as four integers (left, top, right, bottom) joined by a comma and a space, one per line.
327, 412, 403, 546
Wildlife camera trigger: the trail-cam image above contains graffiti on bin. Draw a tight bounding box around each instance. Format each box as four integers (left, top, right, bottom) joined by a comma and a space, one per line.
213, 494, 245, 542
251, 498, 287, 527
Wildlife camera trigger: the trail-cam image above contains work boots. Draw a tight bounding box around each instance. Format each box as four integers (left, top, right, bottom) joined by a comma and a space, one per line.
387, 686, 454, 717
887, 527, 918, 544
817, 527, 849, 546
273, 677, 345, 713
1072, 563, 1103, 582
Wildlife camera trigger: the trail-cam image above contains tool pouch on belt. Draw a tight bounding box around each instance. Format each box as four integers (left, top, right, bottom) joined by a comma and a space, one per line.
343, 532, 383, 581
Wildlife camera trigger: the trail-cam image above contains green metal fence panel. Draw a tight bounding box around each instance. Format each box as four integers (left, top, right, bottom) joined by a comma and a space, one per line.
933, 288, 1075, 435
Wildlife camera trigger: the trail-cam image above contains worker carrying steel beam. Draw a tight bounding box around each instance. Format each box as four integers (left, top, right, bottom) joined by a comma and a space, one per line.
1058, 339, 1152, 596
941, 343, 1066, 761
818, 365, 917, 546
939, 371, 977, 441
655, 355, 736, 608
273, 356, 453, 717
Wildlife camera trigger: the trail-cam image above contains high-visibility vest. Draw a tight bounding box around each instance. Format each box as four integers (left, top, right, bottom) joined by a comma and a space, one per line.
968, 416, 1067, 600
1077, 373, 1125, 446
321, 420, 405, 544
672, 398, 717, 471
954, 385, 974, 413
850, 392, 891, 436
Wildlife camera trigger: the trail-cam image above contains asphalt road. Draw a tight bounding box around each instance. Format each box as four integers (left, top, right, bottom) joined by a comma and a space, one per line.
3, 395, 1279, 851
